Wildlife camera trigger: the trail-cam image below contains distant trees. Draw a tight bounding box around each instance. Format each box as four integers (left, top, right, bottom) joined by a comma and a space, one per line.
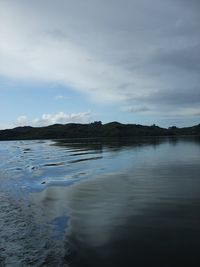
90, 121, 102, 127
168, 126, 178, 130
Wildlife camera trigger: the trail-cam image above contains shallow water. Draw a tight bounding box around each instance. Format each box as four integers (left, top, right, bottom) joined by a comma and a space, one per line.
0, 137, 200, 266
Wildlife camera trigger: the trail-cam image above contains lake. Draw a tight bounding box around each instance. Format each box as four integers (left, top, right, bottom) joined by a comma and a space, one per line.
0, 136, 200, 266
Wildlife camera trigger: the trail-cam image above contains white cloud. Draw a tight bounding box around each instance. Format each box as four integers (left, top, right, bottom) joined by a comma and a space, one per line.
13, 111, 92, 128
55, 95, 70, 100
16, 115, 29, 126
55, 95, 64, 100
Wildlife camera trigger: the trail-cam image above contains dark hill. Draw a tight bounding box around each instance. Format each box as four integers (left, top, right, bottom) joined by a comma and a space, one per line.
0, 121, 199, 141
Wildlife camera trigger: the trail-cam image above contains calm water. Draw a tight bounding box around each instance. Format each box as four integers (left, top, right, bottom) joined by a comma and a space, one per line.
0, 137, 200, 266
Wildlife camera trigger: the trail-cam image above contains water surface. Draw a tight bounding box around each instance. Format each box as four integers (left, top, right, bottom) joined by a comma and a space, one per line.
0, 137, 200, 266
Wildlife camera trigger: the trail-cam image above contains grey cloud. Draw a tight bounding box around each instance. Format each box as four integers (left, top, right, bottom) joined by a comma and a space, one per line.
124, 106, 151, 113
0, 0, 200, 120
141, 87, 200, 106
152, 44, 200, 73
175, 0, 200, 9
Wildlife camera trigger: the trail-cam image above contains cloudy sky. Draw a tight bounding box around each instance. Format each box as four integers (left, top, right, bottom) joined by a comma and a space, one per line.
0, 0, 199, 129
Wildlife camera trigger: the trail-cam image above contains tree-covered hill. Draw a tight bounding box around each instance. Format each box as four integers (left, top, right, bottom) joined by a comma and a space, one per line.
0, 121, 199, 141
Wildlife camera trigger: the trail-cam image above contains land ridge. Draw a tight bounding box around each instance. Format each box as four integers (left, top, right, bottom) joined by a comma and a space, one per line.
0, 121, 199, 141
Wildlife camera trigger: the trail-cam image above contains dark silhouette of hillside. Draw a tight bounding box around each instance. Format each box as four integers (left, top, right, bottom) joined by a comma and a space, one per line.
0, 121, 199, 141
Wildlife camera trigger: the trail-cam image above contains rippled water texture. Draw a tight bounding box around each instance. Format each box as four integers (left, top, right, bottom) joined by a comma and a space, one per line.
0, 137, 200, 266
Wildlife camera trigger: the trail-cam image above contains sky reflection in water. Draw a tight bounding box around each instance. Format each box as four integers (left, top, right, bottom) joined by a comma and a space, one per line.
0, 137, 200, 266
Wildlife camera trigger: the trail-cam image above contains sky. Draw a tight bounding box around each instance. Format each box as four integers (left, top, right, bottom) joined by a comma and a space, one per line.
0, 0, 200, 129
